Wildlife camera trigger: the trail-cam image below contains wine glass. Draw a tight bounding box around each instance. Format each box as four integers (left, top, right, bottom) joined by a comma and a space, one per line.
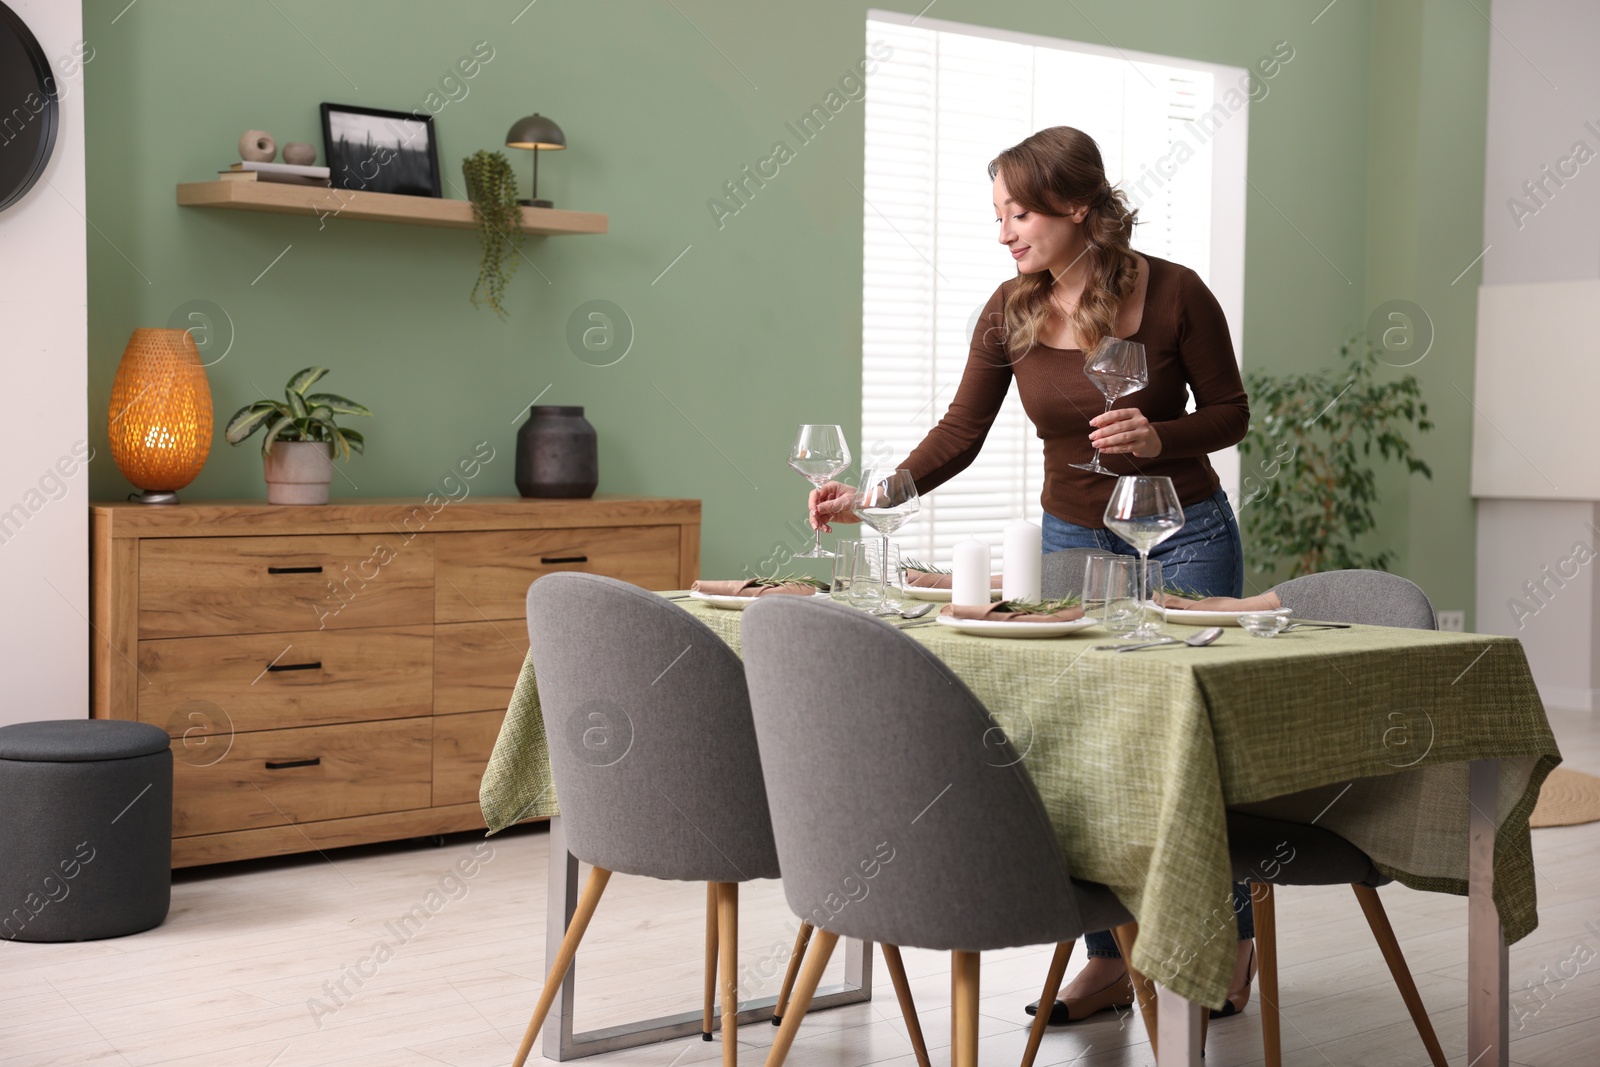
1071, 338, 1149, 475
856, 468, 920, 612
1102, 475, 1183, 637
788, 424, 852, 558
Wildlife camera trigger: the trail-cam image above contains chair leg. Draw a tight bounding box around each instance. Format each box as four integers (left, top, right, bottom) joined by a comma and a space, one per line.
774, 922, 813, 1025
1352, 884, 1449, 1067
765, 928, 839, 1067
881, 943, 932, 1067
704, 883, 719, 1041
951, 950, 980, 1067
1111, 922, 1159, 1061
1255, 883, 1281, 1067
718, 883, 739, 1067
1020, 941, 1073, 1067
512, 865, 612, 1067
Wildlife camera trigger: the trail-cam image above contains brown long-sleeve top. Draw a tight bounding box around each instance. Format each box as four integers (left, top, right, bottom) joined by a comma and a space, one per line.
901, 255, 1249, 527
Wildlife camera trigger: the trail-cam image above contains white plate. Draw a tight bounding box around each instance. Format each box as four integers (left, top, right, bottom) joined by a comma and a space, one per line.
934, 615, 1099, 638
1162, 607, 1294, 627
901, 583, 1002, 603
688, 590, 829, 610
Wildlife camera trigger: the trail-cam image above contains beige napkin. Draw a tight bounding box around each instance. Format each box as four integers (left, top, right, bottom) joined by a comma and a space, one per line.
940, 602, 1086, 623
692, 579, 817, 597
904, 570, 1004, 590
1160, 591, 1283, 612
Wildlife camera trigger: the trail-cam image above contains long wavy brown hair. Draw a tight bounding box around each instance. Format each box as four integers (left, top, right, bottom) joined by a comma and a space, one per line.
988, 127, 1139, 357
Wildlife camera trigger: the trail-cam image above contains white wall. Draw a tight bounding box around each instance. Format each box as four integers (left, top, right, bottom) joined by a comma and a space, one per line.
1480, 1, 1600, 286
1475, 0, 1600, 709
1477, 499, 1600, 711
0, 0, 88, 725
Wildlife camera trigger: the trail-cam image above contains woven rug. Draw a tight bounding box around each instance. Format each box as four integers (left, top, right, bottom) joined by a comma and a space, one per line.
1530, 768, 1600, 828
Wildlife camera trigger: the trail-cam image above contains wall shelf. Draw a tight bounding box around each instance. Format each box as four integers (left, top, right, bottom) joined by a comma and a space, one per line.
176, 180, 607, 234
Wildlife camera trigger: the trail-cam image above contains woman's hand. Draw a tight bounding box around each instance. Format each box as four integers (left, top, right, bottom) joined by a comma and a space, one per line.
1089, 408, 1164, 458
808, 480, 860, 532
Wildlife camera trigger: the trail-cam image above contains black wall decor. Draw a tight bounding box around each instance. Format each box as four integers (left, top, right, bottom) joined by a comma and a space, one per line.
320, 103, 442, 197
0, 2, 59, 212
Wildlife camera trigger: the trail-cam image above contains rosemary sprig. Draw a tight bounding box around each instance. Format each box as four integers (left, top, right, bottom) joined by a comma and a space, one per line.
752, 574, 825, 590
994, 594, 1081, 614
901, 558, 950, 575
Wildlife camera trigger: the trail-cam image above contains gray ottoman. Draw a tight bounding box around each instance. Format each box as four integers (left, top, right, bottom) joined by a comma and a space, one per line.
0, 720, 172, 942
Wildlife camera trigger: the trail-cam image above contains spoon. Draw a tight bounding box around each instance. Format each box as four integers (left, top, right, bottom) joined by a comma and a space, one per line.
1097, 627, 1224, 652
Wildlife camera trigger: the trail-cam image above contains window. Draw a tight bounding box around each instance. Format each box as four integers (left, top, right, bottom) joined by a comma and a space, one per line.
861, 11, 1247, 564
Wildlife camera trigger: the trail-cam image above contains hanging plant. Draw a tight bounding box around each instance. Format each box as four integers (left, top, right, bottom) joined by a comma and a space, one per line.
462, 150, 524, 318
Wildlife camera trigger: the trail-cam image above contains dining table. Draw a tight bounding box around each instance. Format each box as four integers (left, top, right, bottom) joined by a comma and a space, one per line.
479, 591, 1560, 1067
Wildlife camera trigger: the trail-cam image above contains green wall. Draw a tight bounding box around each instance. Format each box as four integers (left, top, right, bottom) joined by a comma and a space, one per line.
82, 0, 1484, 610
1365, 0, 1490, 625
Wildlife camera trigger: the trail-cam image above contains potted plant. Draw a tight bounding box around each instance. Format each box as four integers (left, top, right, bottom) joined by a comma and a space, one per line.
1238, 335, 1432, 576
224, 367, 371, 505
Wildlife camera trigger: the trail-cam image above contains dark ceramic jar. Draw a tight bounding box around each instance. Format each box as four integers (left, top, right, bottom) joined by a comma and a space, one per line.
515, 405, 598, 498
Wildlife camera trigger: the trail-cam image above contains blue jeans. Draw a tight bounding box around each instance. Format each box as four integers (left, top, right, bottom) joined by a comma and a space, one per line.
1040, 487, 1244, 599
1043, 488, 1254, 956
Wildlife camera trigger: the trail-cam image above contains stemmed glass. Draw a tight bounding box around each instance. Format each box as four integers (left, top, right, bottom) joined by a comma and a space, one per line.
1071, 338, 1149, 475
855, 467, 920, 612
1102, 475, 1184, 637
788, 424, 852, 558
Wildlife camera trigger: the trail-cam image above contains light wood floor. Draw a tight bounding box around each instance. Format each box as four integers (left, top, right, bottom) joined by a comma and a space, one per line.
3, 706, 1596, 1067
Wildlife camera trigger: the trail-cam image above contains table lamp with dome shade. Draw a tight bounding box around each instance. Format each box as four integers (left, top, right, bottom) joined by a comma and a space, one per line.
504, 113, 566, 208
107, 328, 213, 504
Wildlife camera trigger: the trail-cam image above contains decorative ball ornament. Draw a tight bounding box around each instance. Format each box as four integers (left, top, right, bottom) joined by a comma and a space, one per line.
238, 130, 276, 162
108, 328, 214, 504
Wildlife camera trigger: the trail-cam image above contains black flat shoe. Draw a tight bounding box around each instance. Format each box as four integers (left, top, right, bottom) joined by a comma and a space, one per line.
1024, 971, 1134, 1024
1024, 999, 1073, 1025
1209, 942, 1257, 1020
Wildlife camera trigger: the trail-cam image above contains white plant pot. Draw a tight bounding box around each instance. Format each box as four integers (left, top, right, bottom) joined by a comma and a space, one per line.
263, 441, 334, 505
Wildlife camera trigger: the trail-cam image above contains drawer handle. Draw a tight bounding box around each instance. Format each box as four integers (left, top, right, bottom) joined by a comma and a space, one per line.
541, 555, 588, 564
266, 661, 322, 673
264, 758, 321, 770
267, 565, 324, 574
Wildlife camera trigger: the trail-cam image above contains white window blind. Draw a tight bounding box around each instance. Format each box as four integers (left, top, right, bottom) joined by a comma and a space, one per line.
862, 13, 1243, 566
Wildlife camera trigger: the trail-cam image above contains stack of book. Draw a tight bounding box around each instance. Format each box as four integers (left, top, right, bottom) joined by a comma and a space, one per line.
219, 161, 331, 187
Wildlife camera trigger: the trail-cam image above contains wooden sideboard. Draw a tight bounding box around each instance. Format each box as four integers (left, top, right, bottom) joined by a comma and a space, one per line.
90, 495, 700, 867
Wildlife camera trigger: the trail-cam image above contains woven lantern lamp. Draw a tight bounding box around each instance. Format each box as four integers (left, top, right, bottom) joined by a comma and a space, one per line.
107, 328, 214, 504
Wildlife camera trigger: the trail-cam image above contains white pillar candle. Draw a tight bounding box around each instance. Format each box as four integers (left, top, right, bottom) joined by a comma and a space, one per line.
952, 539, 993, 607
1003, 520, 1042, 601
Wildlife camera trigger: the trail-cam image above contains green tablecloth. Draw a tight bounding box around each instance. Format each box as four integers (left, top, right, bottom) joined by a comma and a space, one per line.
480, 596, 1560, 1009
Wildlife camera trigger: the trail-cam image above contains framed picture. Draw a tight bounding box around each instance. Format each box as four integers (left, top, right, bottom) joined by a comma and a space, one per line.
319, 103, 441, 197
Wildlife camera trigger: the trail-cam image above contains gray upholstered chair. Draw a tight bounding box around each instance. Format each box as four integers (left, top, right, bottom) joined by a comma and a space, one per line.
1270, 568, 1436, 629
513, 573, 928, 1067
740, 594, 1133, 1067
1196, 569, 1444, 1067
1040, 547, 1100, 601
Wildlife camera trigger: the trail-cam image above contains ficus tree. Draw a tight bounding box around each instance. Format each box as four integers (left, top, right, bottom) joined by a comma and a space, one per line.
1238, 336, 1433, 577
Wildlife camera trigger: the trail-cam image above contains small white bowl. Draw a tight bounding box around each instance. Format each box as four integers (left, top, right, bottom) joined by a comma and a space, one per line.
1239, 612, 1290, 637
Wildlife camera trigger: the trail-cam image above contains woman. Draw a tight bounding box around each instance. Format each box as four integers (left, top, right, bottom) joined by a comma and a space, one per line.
810, 126, 1257, 1022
